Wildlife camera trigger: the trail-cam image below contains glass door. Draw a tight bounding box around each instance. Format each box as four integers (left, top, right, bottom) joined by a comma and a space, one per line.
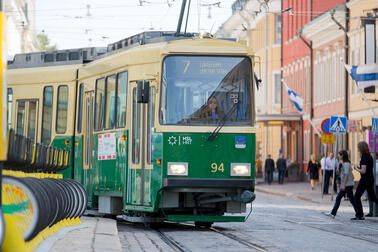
128, 81, 156, 206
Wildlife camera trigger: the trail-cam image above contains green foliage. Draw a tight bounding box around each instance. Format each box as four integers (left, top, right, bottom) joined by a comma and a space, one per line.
36, 33, 57, 51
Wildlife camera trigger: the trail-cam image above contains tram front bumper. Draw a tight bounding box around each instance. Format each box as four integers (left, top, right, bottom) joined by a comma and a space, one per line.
163, 178, 254, 190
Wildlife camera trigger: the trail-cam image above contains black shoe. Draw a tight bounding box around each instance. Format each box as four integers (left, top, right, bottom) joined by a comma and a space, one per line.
350, 217, 365, 220
365, 213, 373, 217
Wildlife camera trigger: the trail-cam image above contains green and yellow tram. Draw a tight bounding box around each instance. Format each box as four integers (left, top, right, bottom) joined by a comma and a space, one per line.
7, 31, 256, 226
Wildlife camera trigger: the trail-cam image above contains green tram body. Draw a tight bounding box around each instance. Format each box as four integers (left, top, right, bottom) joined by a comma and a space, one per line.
8, 32, 256, 224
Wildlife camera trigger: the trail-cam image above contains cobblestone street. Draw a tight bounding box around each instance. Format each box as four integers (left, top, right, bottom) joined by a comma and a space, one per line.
117, 182, 378, 252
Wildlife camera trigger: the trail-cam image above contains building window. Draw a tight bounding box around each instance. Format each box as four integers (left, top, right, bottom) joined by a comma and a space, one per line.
94, 78, 105, 131
274, 74, 281, 104
41, 86, 53, 144
275, 14, 282, 44
116, 72, 128, 128
56, 85, 68, 134
77, 83, 84, 133
105, 75, 116, 129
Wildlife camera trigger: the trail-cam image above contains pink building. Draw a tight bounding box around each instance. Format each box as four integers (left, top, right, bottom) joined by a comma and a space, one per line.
281, 0, 346, 174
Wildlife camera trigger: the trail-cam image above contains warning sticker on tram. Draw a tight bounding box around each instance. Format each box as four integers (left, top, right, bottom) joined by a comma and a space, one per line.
98, 133, 117, 160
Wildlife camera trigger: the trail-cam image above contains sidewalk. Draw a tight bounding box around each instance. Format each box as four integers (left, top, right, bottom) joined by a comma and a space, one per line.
255, 181, 378, 222
37, 217, 122, 252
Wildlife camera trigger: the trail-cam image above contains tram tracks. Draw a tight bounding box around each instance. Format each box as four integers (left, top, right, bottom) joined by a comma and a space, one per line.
284, 219, 378, 245
210, 227, 268, 252
154, 222, 268, 252
155, 228, 188, 252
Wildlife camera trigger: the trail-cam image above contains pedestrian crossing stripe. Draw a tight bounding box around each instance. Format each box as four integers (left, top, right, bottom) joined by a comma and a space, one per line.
330, 116, 347, 133
372, 118, 378, 134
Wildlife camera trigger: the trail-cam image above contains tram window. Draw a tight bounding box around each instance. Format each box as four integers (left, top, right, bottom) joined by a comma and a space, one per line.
44, 54, 54, 62
94, 78, 105, 131
7, 88, 12, 130
105, 75, 116, 129
41, 86, 53, 144
77, 83, 84, 133
116, 72, 128, 128
147, 87, 156, 164
132, 88, 140, 164
56, 53, 67, 61
160, 56, 252, 126
69, 52, 80, 60
16, 101, 26, 134
56, 85, 68, 133
27, 101, 37, 140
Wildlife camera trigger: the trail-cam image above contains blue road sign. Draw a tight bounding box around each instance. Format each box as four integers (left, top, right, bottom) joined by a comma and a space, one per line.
330, 116, 347, 134
372, 118, 378, 135
321, 118, 331, 134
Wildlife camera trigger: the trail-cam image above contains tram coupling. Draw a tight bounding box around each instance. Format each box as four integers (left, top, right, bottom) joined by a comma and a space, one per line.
196, 190, 256, 205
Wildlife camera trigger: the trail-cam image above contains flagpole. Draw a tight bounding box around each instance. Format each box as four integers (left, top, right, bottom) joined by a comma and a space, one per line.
357, 87, 377, 117
281, 79, 322, 137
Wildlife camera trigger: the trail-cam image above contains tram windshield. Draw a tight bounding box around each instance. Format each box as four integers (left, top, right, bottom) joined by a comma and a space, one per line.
160, 55, 253, 126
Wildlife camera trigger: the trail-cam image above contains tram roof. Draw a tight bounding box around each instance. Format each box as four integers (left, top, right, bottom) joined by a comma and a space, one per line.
8, 31, 242, 69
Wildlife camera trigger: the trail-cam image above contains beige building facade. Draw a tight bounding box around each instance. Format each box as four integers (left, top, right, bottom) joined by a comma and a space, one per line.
347, 0, 378, 167
5, 0, 37, 57
217, 0, 283, 176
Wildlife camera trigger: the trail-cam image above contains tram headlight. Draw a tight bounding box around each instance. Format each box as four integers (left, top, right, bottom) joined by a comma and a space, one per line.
231, 163, 251, 176
167, 162, 188, 176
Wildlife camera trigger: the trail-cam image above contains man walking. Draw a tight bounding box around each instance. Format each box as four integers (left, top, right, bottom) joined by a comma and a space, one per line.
265, 154, 275, 185
276, 154, 287, 184
323, 152, 338, 194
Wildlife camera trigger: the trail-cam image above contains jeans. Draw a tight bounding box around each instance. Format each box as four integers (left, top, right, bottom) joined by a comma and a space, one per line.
331, 186, 355, 216
323, 170, 337, 194
354, 179, 378, 218
278, 170, 285, 184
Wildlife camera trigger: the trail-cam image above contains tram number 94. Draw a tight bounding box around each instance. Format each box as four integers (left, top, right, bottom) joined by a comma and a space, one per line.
210, 163, 224, 173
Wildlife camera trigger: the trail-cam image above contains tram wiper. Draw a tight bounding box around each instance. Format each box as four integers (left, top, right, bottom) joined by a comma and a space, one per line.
207, 100, 240, 141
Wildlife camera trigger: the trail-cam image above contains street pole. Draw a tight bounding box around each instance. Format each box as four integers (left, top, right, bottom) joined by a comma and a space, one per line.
374, 131, 377, 216
331, 134, 338, 201
322, 143, 327, 199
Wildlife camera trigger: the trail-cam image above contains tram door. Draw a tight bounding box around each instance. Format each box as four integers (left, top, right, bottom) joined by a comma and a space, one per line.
15, 100, 38, 142
83, 91, 94, 197
129, 81, 156, 206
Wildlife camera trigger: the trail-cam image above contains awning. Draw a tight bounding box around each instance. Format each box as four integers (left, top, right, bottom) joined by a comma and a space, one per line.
256, 113, 302, 122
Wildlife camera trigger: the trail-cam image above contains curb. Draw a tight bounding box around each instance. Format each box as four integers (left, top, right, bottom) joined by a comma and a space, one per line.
255, 187, 321, 204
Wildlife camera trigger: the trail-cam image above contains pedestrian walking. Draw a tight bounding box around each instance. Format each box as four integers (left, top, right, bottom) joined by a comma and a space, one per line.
307, 154, 319, 190
322, 153, 338, 194
276, 154, 287, 184
352, 141, 378, 220
324, 150, 355, 218
365, 152, 378, 217
265, 154, 275, 185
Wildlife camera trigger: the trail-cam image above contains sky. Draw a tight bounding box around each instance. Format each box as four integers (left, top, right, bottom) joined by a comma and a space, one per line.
34, 0, 236, 50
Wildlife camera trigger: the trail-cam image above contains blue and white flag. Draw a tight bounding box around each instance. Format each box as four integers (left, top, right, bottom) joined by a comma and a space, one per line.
282, 80, 304, 114
345, 63, 378, 89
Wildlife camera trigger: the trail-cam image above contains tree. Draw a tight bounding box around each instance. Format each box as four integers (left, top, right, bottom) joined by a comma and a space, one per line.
36, 33, 57, 51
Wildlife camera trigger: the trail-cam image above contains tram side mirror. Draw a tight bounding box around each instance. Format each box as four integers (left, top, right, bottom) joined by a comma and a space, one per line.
137, 80, 150, 103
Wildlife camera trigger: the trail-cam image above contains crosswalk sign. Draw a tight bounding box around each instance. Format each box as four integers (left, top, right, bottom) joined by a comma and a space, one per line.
330, 116, 347, 134
372, 118, 378, 134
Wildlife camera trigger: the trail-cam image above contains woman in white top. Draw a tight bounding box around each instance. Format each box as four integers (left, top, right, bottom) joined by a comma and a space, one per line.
325, 150, 356, 218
